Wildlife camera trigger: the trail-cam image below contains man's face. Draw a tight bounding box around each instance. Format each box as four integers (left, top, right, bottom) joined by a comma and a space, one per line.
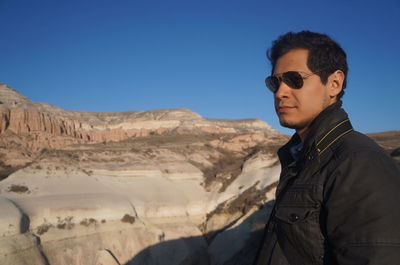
273, 49, 336, 135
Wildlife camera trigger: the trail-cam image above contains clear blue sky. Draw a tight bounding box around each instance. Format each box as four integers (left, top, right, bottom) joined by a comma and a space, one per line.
1, 0, 399, 135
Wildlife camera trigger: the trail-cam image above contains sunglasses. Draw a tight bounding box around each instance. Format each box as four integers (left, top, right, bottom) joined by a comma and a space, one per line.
265, 71, 320, 93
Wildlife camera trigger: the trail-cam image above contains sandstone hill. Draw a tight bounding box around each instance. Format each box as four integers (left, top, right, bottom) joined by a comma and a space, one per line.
0, 84, 282, 177
0, 84, 287, 265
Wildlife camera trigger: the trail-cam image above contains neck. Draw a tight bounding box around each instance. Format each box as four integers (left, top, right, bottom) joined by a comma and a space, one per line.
295, 100, 339, 142
296, 127, 309, 142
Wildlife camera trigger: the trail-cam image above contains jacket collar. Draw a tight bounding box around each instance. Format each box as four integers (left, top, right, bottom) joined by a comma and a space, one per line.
278, 100, 351, 169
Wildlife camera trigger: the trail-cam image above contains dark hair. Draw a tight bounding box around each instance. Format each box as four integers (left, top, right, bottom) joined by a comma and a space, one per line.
267, 31, 348, 99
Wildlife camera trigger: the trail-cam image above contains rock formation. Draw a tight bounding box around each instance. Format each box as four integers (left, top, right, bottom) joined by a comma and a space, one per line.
0, 84, 287, 265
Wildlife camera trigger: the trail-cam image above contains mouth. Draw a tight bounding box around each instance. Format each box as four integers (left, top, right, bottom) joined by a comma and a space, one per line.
276, 105, 296, 113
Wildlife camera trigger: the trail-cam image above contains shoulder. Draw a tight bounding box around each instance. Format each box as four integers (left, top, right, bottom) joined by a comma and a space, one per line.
332, 130, 390, 161
326, 130, 400, 186
322, 130, 400, 208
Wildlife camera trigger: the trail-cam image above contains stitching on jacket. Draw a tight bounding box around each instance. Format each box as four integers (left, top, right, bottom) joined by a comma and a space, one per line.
319, 128, 353, 155
316, 119, 349, 146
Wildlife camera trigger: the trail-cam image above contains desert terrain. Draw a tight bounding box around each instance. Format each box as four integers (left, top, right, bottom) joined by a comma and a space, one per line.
0, 83, 398, 265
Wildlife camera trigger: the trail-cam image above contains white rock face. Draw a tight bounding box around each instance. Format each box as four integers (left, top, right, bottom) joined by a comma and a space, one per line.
0, 147, 280, 265
0, 164, 276, 265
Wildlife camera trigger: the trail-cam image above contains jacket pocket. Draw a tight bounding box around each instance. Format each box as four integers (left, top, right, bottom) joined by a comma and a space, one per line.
274, 206, 324, 265
275, 206, 312, 225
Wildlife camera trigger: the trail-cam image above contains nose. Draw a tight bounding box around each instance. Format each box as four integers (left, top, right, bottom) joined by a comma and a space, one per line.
274, 81, 291, 99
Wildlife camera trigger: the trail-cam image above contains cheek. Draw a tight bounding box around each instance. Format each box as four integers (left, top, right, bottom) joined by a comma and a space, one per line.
297, 92, 325, 115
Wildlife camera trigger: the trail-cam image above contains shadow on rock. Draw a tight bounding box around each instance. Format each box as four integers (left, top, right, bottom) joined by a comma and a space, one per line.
125, 201, 274, 265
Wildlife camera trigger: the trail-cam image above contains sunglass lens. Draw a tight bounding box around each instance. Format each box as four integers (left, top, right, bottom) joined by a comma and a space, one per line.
265, 76, 280, 93
282, 71, 303, 89
266, 71, 305, 93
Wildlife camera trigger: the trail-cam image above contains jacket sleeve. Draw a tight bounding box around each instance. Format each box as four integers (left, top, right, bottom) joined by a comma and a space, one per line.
323, 148, 400, 265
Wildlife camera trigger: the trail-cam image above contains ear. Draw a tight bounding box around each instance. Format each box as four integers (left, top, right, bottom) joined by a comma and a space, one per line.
327, 70, 345, 99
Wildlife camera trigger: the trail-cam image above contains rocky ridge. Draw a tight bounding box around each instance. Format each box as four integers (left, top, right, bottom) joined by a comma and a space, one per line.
0, 84, 287, 265
0, 84, 277, 172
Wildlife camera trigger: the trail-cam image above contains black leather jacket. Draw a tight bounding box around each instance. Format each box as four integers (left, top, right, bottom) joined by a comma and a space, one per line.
255, 101, 400, 265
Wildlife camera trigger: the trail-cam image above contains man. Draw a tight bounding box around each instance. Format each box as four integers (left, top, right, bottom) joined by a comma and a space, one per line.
255, 31, 400, 265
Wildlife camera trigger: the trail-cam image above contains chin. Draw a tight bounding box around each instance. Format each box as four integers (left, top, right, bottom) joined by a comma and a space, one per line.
279, 117, 306, 130
279, 119, 297, 129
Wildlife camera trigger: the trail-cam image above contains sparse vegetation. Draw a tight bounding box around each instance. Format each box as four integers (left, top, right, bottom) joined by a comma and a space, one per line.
37, 223, 52, 235
56, 216, 74, 230
82, 169, 93, 176
80, 218, 97, 226
8, 184, 29, 193
121, 214, 135, 224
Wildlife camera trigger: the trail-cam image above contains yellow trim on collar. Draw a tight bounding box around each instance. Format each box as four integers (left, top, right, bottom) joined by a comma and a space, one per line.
319, 128, 353, 155
316, 119, 350, 146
